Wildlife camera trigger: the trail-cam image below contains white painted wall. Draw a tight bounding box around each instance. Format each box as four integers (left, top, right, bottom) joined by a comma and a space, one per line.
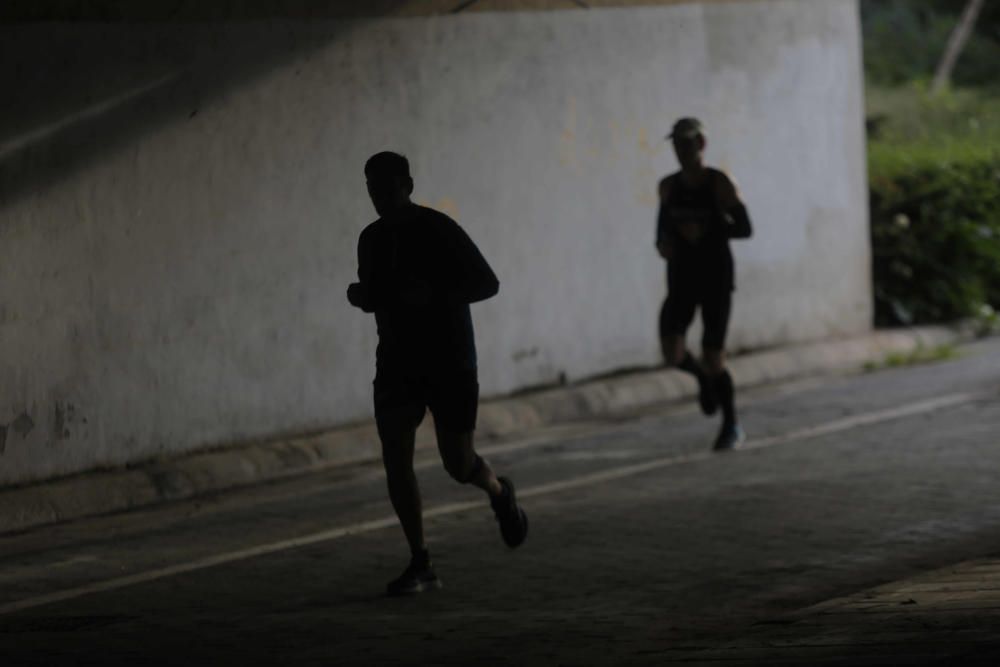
0, 0, 868, 486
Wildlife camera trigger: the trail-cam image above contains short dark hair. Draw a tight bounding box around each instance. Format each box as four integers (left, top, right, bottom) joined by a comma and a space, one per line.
365, 151, 410, 181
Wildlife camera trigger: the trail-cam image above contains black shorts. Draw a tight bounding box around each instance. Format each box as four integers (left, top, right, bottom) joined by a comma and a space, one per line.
373, 367, 479, 433
659, 288, 732, 350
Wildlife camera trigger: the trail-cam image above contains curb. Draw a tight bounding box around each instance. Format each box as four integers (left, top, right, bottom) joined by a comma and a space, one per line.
0, 325, 972, 535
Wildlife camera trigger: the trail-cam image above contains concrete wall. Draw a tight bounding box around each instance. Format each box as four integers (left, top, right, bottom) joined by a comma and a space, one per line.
0, 0, 869, 486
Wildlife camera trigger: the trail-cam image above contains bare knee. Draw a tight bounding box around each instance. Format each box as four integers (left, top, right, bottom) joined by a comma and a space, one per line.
437, 431, 478, 483
661, 336, 686, 367
702, 348, 726, 376
443, 453, 474, 483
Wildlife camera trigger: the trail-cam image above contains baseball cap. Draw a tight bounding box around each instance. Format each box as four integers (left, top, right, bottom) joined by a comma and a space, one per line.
667, 117, 704, 140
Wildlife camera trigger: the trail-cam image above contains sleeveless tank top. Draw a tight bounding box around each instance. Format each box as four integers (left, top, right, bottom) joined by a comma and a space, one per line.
660, 168, 735, 292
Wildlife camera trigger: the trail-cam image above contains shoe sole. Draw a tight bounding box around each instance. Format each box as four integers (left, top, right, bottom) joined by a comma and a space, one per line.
387, 578, 443, 597
713, 430, 746, 452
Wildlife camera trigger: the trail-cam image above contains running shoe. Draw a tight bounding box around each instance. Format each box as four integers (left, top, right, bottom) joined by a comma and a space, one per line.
386, 554, 442, 596
713, 424, 746, 452
491, 476, 528, 548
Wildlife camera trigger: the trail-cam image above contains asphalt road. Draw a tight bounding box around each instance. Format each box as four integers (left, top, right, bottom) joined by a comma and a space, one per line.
2, 337, 999, 665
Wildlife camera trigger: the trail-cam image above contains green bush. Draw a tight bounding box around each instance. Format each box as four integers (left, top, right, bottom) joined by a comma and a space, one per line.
870, 155, 1000, 326
863, 3, 1000, 328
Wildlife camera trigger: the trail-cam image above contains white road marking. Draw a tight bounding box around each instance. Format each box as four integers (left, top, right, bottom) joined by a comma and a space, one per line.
743, 392, 976, 450
0, 556, 99, 584
0, 391, 977, 616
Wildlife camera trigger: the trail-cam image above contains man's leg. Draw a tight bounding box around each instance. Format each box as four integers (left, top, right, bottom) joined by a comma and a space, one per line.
378, 415, 443, 595
702, 292, 744, 450
702, 347, 733, 421
377, 411, 425, 556
436, 427, 502, 497
661, 294, 715, 414
660, 332, 688, 367
436, 426, 528, 548
374, 377, 441, 596
431, 371, 528, 549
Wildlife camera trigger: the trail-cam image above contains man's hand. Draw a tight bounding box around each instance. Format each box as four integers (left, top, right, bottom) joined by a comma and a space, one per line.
714, 171, 753, 239
656, 239, 674, 260
347, 282, 366, 309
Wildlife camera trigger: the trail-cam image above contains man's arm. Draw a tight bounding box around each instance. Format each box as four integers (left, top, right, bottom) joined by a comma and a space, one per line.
347, 226, 381, 313
656, 177, 676, 259
715, 171, 753, 240
438, 219, 499, 305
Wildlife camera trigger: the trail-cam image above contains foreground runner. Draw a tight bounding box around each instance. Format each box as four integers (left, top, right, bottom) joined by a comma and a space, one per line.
348, 151, 528, 596
655, 118, 753, 451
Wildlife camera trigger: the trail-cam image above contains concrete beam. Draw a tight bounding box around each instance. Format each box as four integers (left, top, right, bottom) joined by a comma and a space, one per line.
1, 0, 765, 21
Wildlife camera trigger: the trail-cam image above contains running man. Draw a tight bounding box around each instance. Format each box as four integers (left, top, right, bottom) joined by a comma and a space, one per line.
347, 151, 528, 596
655, 118, 753, 451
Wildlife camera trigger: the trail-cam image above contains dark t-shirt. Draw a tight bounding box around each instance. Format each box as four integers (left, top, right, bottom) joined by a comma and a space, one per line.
355, 204, 499, 373
656, 167, 735, 293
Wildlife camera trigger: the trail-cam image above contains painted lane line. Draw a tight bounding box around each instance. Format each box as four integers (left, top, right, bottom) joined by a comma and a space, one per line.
744, 392, 976, 450
0, 556, 99, 584
0, 391, 975, 616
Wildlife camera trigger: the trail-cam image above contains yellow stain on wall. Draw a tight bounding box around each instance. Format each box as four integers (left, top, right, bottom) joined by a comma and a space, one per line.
435, 197, 460, 218
637, 126, 657, 155
413, 197, 459, 218
635, 164, 659, 207
608, 119, 626, 163
558, 96, 579, 170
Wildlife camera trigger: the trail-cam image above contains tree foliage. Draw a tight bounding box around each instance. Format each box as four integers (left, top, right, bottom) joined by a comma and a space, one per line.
862, 0, 1000, 87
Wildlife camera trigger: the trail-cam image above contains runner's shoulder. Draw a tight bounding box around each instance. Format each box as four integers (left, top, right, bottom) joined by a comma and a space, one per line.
412, 205, 466, 241
358, 218, 382, 244
658, 172, 681, 200
413, 204, 456, 225
709, 167, 741, 205
361, 214, 401, 248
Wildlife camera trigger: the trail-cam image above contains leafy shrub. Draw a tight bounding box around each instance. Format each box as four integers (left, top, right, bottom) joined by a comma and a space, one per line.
870, 154, 1000, 326
863, 3, 1000, 327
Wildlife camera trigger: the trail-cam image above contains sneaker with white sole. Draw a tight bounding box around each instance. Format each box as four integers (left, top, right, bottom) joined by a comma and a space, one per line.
713, 424, 746, 452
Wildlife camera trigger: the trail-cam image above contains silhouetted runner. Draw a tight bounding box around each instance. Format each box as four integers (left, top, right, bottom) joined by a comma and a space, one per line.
655, 118, 753, 451
347, 152, 528, 596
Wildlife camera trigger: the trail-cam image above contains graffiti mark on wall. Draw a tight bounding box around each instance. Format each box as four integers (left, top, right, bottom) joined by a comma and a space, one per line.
11, 412, 34, 438
0, 412, 35, 454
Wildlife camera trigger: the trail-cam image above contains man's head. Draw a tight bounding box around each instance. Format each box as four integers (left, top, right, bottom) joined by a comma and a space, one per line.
365, 151, 414, 217
668, 117, 706, 171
